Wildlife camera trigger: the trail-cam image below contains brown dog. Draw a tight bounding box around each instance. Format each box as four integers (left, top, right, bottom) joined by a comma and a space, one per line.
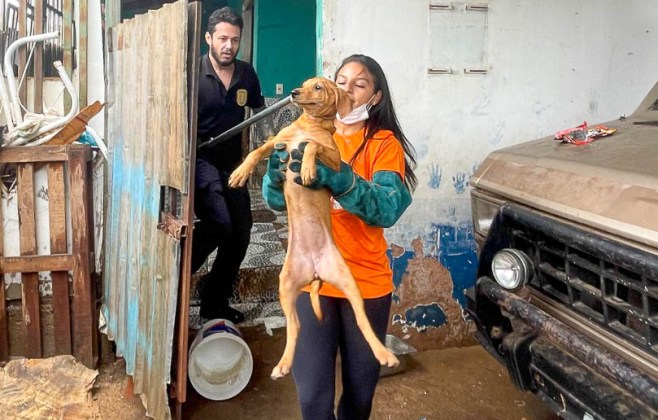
228, 77, 399, 379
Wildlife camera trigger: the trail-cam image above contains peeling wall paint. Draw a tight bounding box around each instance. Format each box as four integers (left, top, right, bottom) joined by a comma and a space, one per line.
321, 0, 658, 349
388, 237, 475, 351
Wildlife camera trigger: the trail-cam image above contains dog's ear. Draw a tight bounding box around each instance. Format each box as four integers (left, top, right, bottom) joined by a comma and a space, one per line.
335, 87, 353, 118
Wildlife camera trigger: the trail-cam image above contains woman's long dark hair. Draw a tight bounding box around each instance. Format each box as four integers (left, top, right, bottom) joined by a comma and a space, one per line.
335, 54, 417, 192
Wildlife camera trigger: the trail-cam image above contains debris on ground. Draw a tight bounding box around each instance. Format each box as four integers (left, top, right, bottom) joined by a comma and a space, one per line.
0, 355, 98, 419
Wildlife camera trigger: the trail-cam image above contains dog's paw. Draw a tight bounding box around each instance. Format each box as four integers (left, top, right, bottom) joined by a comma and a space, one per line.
376, 349, 400, 368
228, 169, 248, 188
270, 362, 291, 380
300, 166, 316, 186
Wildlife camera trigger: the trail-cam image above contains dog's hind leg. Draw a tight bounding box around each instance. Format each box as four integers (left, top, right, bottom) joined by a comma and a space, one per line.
315, 249, 399, 368
271, 275, 301, 380
271, 254, 314, 380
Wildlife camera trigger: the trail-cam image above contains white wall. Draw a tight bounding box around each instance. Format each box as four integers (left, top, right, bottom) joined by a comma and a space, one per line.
86, 0, 106, 135
321, 0, 658, 251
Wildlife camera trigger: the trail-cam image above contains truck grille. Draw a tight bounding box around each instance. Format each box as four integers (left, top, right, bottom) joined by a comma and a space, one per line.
497, 205, 658, 358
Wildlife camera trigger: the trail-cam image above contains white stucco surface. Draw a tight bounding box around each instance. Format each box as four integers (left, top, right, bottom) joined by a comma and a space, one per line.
86, 0, 106, 135
321, 0, 658, 250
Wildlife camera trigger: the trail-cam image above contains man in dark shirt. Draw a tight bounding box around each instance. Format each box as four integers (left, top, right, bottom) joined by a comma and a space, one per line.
193, 6, 272, 323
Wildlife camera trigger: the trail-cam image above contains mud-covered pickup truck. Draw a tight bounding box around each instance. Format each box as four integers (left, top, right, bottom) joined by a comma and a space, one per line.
467, 81, 658, 419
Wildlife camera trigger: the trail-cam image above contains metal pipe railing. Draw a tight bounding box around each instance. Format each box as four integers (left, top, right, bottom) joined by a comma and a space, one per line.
3, 31, 60, 126
197, 94, 293, 149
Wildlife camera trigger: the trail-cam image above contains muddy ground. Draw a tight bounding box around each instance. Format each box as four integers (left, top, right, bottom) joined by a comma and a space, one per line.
91, 326, 557, 420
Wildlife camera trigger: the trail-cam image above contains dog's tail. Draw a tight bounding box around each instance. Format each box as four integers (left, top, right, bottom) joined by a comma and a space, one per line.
310, 279, 323, 321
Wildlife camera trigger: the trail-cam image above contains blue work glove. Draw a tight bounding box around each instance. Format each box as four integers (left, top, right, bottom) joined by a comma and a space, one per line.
262, 142, 288, 211
288, 142, 412, 227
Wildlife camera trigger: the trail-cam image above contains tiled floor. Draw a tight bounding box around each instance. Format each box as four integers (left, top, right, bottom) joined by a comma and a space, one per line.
189, 189, 287, 330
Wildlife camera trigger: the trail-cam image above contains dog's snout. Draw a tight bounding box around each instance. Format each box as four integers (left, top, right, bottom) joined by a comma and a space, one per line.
291, 89, 300, 97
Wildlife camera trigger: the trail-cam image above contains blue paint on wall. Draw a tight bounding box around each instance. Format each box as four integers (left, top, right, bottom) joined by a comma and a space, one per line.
406, 303, 447, 330
393, 303, 447, 331
433, 222, 478, 306
388, 249, 414, 289
388, 248, 415, 304
386, 220, 477, 331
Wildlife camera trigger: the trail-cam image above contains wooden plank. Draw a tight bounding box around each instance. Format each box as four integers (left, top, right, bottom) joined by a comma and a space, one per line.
0, 254, 74, 273
48, 162, 72, 355
174, 0, 201, 405
68, 147, 94, 368
17, 163, 41, 358
0, 183, 8, 361
87, 161, 98, 364
45, 101, 104, 145
34, 0, 44, 113
0, 146, 69, 163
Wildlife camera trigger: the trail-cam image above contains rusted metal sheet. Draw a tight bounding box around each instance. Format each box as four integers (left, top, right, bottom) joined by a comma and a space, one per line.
104, 2, 191, 418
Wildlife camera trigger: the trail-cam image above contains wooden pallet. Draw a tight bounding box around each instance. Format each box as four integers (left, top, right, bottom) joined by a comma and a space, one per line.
0, 144, 96, 368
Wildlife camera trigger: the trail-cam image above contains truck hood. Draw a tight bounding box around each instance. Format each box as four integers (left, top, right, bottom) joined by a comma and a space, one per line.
471, 116, 658, 249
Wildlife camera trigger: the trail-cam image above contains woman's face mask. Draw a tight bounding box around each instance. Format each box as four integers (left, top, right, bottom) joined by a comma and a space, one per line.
336, 95, 376, 125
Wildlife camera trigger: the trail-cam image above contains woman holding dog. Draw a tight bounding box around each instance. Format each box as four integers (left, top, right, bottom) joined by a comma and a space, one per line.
263, 54, 417, 419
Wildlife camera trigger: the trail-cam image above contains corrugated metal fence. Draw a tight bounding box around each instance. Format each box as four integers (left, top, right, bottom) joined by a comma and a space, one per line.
104, 1, 197, 418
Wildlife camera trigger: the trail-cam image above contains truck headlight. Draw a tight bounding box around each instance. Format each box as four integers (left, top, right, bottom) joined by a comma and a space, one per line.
471, 193, 501, 236
491, 248, 533, 291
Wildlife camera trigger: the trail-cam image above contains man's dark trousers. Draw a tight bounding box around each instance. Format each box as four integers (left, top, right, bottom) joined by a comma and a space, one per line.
192, 158, 252, 318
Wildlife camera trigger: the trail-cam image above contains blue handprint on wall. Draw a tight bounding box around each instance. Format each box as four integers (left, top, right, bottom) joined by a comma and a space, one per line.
452, 171, 468, 194
447, 204, 456, 221
471, 161, 480, 176
428, 162, 442, 189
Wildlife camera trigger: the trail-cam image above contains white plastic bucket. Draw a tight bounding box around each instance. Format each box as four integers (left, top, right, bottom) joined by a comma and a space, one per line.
188, 318, 253, 400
